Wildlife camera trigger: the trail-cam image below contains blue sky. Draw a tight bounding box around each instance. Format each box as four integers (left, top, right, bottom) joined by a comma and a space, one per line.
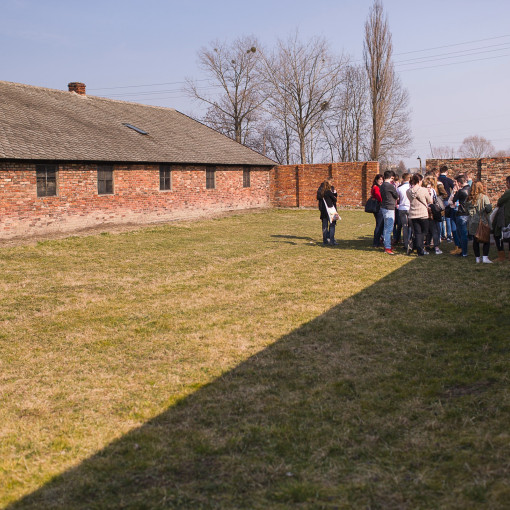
2, 0, 510, 167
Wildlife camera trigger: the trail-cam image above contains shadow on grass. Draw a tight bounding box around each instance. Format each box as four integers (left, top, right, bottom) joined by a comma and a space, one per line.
271, 234, 378, 251
9, 261, 510, 509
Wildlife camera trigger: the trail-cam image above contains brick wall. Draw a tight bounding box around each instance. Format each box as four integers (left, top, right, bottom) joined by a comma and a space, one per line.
270, 162, 379, 208
0, 162, 271, 239
426, 158, 510, 203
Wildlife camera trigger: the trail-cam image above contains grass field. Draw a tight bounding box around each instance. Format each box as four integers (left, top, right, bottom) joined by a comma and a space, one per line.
1, 209, 509, 509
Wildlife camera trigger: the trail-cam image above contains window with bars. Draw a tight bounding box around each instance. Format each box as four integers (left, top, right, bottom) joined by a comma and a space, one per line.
36, 164, 57, 197
243, 168, 251, 188
97, 165, 114, 195
160, 164, 172, 190
206, 167, 216, 189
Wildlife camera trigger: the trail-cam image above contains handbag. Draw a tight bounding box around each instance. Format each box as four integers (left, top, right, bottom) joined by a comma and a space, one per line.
475, 219, 491, 243
323, 199, 340, 222
434, 195, 445, 211
364, 197, 380, 213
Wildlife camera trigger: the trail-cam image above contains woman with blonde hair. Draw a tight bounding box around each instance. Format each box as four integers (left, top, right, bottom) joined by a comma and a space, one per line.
467, 181, 492, 263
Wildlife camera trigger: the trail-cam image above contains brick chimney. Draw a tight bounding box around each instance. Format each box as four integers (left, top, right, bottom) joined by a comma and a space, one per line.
68, 82, 86, 95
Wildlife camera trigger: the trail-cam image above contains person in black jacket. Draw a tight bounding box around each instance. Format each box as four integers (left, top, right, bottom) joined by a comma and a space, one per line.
317, 180, 338, 245
380, 170, 399, 255
450, 174, 471, 257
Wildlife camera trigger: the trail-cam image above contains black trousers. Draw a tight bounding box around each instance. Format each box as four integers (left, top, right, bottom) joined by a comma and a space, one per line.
410, 218, 429, 255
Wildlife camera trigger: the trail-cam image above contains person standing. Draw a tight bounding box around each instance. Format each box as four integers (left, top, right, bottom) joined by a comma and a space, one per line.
397, 173, 412, 254
318, 181, 338, 246
407, 174, 432, 256
371, 174, 384, 248
467, 181, 493, 263
493, 175, 510, 262
438, 166, 455, 242
423, 176, 443, 254
380, 170, 399, 255
450, 175, 471, 257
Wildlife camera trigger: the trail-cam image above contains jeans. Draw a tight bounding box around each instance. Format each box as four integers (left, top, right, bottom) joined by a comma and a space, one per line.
381, 208, 395, 250
393, 208, 402, 243
456, 215, 469, 256
399, 209, 411, 250
450, 209, 460, 247
373, 210, 384, 247
426, 220, 440, 248
442, 216, 452, 239
322, 217, 336, 244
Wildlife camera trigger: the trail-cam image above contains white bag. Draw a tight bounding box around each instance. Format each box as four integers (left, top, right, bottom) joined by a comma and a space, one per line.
323, 199, 340, 222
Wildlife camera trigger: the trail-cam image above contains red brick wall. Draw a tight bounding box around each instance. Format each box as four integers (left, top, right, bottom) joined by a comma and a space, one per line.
270, 162, 379, 208
426, 158, 510, 203
0, 162, 271, 239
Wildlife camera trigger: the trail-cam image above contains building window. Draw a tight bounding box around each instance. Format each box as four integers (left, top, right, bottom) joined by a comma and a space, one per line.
36, 164, 57, 197
206, 167, 216, 189
160, 164, 172, 190
98, 165, 114, 195
243, 168, 251, 188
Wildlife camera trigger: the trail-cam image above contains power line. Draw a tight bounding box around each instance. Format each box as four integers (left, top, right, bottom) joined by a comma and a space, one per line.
398, 53, 510, 72
394, 42, 510, 65
393, 34, 510, 56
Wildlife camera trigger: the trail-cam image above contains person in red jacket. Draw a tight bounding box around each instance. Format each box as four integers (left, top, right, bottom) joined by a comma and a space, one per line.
371, 174, 383, 248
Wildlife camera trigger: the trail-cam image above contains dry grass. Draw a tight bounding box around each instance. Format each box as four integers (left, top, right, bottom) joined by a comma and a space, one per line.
1, 209, 509, 509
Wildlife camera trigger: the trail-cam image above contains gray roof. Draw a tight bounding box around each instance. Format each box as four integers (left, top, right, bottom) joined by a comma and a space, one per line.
0, 80, 275, 166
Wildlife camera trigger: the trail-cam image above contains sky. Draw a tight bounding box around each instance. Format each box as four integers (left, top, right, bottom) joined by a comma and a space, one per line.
2, 0, 510, 168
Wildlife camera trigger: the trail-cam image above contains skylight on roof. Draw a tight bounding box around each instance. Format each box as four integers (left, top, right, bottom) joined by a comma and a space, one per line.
123, 123, 148, 135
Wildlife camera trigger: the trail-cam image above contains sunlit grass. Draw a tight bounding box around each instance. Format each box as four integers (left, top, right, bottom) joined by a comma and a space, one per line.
1, 209, 509, 509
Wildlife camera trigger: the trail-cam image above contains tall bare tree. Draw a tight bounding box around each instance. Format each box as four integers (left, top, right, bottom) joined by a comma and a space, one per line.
261, 33, 347, 164
363, 0, 411, 162
458, 135, 496, 158
186, 36, 265, 145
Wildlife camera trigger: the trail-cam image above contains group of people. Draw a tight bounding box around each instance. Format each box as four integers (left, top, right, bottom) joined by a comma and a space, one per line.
369, 167, 510, 262
316, 169, 510, 262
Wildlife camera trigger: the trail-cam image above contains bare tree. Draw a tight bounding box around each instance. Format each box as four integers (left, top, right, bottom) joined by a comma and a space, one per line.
261, 33, 347, 164
363, 0, 412, 162
430, 145, 457, 159
494, 149, 510, 157
186, 36, 265, 145
321, 65, 369, 162
458, 135, 496, 158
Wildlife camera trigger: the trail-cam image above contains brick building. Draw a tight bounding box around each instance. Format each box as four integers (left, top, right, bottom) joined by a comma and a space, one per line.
0, 80, 276, 240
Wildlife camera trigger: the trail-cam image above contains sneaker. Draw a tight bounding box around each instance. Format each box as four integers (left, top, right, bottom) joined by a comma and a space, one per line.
446, 238, 453, 243
455, 252, 468, 257
435, 248, 442, 255
423, 250, 429, 255
385, 248, 396, 255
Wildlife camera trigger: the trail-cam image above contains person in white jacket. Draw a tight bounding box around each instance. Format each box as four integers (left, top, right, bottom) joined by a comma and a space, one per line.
397, 173, 411, 254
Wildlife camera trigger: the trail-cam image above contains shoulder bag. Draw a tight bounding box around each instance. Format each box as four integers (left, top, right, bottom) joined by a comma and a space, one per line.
324, 199, 340, 222
364, 197, 380, 214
